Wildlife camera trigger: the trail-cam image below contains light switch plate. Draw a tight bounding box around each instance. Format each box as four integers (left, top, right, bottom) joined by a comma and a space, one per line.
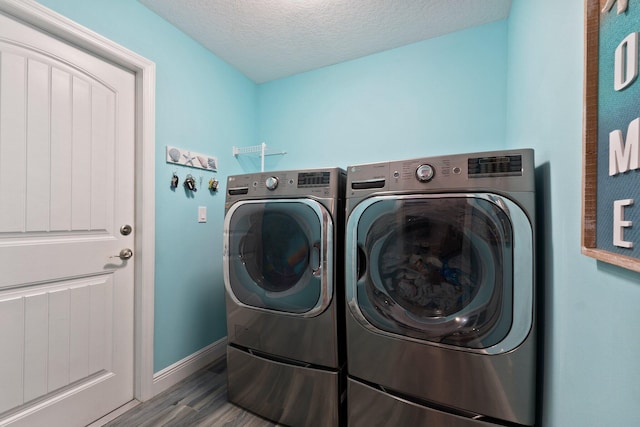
198, 206, 207, 223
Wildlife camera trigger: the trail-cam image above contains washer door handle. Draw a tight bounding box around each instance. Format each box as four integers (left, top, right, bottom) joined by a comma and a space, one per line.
357, 245, 367, 281
311, 242, 321, 276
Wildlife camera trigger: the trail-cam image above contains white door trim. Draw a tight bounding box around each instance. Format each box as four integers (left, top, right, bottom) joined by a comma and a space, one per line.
0, 0, 157, 402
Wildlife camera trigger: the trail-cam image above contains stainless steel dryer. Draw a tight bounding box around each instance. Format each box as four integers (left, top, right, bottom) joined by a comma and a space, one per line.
345, 149, 536, 426
223, 167, 346, 426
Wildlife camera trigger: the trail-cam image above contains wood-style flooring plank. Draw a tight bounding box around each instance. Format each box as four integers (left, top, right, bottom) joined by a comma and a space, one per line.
105, 358, 282, 427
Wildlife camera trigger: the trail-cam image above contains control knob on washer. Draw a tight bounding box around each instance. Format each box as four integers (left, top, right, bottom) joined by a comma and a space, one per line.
415, 164, 435, 182
265, 176, 279, 190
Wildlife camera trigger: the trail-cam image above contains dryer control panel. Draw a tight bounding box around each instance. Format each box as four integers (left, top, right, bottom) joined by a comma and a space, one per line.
225, 167, 346, 209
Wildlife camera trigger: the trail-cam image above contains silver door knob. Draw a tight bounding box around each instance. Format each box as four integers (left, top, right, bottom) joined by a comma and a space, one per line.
113, 248, 133, 260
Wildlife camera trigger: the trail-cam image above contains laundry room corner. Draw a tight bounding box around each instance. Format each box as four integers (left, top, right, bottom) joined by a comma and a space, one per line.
256, 19, 509, 170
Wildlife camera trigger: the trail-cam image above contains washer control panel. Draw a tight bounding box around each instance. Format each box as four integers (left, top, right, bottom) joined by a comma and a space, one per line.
347, 149, 533, 195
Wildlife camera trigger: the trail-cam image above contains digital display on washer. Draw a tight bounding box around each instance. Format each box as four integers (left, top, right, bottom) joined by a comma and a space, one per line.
468, 155, 523, 177
298, 171, 330, 188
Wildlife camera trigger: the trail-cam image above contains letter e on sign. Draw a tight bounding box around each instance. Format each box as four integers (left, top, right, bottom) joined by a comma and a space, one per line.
613, 199, 634, 248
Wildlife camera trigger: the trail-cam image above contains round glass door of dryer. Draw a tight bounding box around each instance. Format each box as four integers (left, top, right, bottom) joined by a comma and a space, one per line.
346, 194, 528, 350
224, 199, 333, 316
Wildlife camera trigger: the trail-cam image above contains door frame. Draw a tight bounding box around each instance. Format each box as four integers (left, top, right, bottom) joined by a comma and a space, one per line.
0, 0, 156, 402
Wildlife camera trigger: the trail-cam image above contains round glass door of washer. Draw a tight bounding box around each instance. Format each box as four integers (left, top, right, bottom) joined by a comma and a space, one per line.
347, 194, 524, 350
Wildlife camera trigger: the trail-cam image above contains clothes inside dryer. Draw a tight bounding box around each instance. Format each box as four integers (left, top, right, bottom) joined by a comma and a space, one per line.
226, 200, 325, 314
354, 196, 513, 349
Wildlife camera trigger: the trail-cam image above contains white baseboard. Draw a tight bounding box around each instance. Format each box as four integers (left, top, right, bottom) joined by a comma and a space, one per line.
152, 337, 227, 397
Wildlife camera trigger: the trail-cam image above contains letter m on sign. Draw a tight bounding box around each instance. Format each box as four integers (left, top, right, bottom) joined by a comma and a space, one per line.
609, 117, 640, 176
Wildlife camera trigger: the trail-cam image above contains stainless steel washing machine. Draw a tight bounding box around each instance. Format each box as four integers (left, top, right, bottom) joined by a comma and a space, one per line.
223, 167, 346, 426
345, 149, 536, 426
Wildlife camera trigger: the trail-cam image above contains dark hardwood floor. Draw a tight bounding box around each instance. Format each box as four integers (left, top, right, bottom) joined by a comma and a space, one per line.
105, 357, 282, 427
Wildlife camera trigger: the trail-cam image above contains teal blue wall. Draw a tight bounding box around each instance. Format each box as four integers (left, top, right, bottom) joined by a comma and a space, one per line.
507, 0, 640, 425
36, 0, 257, 371
257, 21, 508, 169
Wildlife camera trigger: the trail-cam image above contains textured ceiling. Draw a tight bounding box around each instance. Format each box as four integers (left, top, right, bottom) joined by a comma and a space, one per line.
139, 0, 512, 83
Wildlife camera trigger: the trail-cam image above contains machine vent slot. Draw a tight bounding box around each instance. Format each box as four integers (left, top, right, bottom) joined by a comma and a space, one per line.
228, 187, 249, 195
352, 179, 385, 190
468, 155, 523, 178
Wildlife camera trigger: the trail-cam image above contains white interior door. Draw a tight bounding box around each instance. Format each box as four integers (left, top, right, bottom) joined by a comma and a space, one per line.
0, 10, 135, 427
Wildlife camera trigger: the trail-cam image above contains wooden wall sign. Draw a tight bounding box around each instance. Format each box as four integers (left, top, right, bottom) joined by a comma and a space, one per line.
583, 0, 640, 271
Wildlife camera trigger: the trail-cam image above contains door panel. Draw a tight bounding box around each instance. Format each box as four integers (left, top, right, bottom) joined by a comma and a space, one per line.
0, 50, 117, 238
0, 277, 114, 413
0, 10, 134, 427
